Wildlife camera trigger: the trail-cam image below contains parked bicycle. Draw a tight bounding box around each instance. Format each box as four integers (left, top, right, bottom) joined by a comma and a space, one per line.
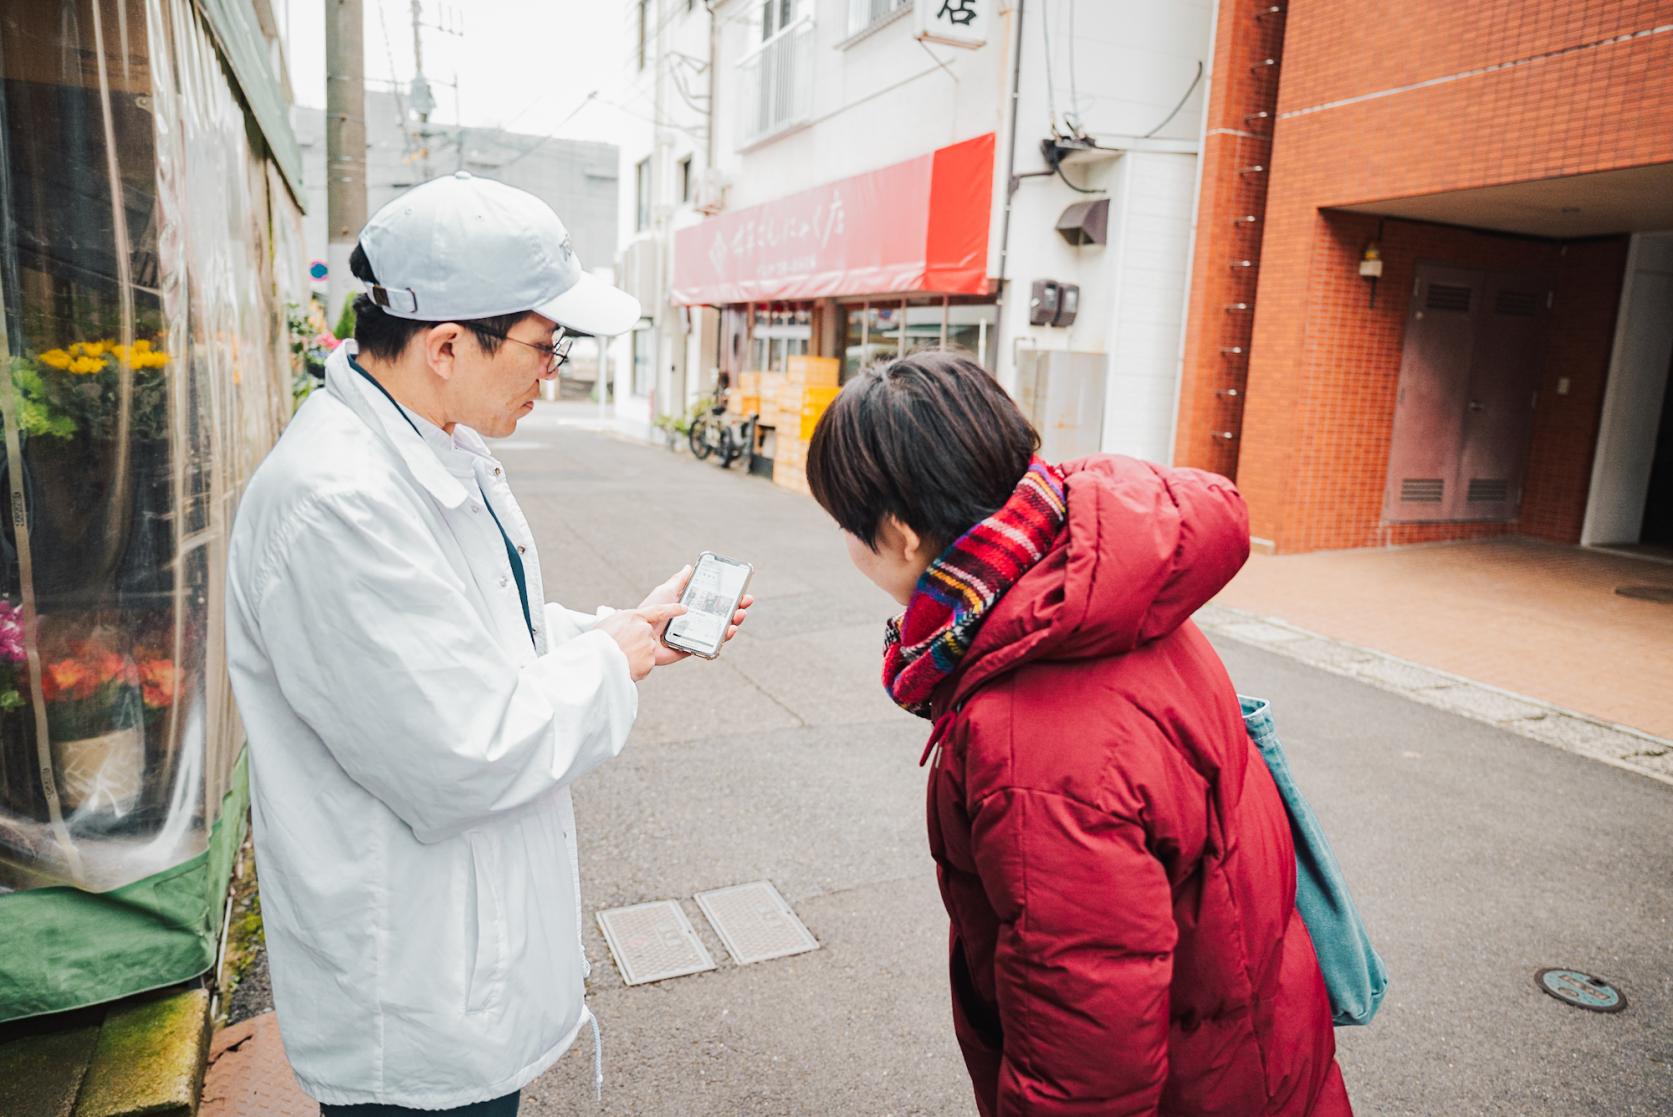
687, 390, 758, 470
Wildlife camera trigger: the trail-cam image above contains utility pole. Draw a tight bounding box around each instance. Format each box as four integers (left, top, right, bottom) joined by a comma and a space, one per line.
409, 0, 432, 179
325, 0, 367, 324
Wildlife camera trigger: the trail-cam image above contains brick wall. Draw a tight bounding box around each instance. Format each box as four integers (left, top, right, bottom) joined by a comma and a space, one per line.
1181, 1, 1670, 550
1175, 0, 1287, 479
1239, 213, 1625, 551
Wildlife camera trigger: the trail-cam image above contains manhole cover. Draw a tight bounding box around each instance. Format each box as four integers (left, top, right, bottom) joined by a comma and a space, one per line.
695, 881, 818, 966
1614, 584, 1673, 603
596, 900, 716, 986
1536, 968, 1626, 1013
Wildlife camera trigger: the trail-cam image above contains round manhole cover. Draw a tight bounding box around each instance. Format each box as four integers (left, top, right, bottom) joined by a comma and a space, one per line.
1536, 968, 1626, 1013
1614, 584, 1673, 603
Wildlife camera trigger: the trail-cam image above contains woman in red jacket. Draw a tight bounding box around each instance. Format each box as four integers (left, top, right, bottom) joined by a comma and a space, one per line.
807, 352, 1352, 1117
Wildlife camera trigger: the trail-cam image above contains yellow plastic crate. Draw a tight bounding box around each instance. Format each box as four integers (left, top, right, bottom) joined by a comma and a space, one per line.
786, 355, 840, 387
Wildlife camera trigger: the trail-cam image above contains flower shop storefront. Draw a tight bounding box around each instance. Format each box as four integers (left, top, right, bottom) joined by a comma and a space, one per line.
0, 0, 305, 1019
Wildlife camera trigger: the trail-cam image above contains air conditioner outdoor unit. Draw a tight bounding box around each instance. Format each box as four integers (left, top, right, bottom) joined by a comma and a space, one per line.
617, 237, 661, 312
693, 168, 729, 215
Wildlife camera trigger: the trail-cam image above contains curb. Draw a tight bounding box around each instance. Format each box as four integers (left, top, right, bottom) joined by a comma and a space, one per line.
1197, 603, 1673, 788
0, 987, 212, 1117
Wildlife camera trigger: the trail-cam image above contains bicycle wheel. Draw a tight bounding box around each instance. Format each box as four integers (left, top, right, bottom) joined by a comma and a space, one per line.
688, 417, 714, 460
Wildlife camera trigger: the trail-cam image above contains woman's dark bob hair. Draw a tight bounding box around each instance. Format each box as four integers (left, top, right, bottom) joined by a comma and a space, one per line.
807, 350, 1040, 552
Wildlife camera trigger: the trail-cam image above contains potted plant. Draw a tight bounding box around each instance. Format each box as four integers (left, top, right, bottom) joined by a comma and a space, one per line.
38, 628, 150, 820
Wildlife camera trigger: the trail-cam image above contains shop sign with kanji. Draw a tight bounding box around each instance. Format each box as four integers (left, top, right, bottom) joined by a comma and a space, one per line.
915, 0, 989, 49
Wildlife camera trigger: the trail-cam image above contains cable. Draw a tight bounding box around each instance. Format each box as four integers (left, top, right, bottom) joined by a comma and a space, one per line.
1038, 0, 1060, 130
1140, 61, 1205, 138
1052, 160, 1101, 194
1064, 0, 1082, 136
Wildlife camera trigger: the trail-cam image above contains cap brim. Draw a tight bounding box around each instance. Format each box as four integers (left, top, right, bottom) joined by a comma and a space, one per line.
533, 273, 642, 337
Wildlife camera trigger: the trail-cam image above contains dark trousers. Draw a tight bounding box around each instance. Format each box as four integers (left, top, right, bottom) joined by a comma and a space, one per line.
319, 1091, 519, 1116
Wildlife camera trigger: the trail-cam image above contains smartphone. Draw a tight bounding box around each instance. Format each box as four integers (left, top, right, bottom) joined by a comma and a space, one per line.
661, 552, 754, 660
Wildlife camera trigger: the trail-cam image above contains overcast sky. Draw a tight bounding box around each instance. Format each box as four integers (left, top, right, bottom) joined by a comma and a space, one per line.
282, 0, 638, 146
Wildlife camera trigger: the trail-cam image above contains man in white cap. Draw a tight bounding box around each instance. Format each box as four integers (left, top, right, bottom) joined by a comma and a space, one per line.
225, 173, 747, 1115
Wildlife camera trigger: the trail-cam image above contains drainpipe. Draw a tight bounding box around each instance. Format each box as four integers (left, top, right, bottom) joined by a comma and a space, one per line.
994, 0, 1026, 387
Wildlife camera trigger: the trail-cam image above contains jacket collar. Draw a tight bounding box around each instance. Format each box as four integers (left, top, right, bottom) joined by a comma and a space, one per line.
324, 340, 471, 509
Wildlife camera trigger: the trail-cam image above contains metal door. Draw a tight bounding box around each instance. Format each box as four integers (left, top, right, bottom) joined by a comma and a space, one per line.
1454, 273, 1547, 520
1385, 265, 1478, 520
1384, 264, 1549, 522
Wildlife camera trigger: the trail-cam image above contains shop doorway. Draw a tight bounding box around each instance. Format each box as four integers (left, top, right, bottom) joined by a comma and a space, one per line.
1384, 263, 1552, 523
1637, 348, 1673, 546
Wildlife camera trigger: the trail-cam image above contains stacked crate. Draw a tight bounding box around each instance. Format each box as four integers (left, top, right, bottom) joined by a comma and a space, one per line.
772, 357, 841, 496
728, 370, 763, 418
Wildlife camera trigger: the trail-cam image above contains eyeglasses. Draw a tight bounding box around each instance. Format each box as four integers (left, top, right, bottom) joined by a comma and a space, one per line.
473, 325, 575, 373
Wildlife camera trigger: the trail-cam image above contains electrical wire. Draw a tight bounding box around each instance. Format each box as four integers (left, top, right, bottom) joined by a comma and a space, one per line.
1038, 0, 1060, 130
1140, 60, 1205, 138
1064, 0, 1082, 136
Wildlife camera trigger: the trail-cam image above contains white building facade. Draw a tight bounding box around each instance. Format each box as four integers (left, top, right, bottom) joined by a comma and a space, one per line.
613, 0, 1214, 463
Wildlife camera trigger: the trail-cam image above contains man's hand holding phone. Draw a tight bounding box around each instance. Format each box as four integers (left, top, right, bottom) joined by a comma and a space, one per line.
639, 558, 754, 663
597, 604, 688, 681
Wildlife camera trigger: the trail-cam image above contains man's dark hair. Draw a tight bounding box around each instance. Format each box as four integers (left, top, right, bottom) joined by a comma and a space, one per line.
807, 350, 1040, 552
347, 243, 529, 361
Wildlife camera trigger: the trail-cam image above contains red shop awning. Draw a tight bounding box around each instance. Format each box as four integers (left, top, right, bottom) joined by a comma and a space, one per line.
671, 132, 995, 306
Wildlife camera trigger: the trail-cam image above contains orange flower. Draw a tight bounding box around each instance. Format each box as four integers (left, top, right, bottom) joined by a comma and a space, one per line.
140, 659, 177, 709
43, 658, 97, 702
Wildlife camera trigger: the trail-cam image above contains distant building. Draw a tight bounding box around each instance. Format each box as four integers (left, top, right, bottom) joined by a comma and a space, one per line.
294, 91, 620, 317
1175, 1, 1673, 555
610, 0, 1214, 461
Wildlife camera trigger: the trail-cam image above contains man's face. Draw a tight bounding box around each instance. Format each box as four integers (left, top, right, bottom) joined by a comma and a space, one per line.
445, 313, 560, 438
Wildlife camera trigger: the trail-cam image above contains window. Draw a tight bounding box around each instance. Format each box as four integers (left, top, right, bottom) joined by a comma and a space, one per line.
635, 157, 651, 231
632, 329, 655, 397
846, 0, 909, 37
738, 0, 813, 146
637, 0, 650, 69
840, 297, 998, 381
678, 155, 694, 204
749, 303, 812, 374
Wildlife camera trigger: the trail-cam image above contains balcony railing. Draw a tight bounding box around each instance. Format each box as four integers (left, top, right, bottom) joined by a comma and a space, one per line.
738, 16, 814, 148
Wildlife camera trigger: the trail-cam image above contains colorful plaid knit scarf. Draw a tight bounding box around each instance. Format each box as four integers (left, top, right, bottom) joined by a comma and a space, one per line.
883, 458, 1069, 718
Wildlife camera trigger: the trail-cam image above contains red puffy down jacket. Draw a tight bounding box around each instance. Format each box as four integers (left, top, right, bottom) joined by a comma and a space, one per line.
923, 456, 1352, 1116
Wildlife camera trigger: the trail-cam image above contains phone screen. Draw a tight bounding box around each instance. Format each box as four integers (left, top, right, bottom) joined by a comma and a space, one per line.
664, 553, 751, 655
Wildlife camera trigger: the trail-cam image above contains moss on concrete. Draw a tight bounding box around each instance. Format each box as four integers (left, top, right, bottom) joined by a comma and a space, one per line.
72, 988, 209, 1117
0, 1022, 100, 1117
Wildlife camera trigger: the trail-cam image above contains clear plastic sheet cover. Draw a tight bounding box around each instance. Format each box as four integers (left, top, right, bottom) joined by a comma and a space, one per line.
0, 0, 295, 894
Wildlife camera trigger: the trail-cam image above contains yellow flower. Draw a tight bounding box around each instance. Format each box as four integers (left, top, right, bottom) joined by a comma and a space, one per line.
135, 351, 170, 369
68, 356, 107, 374
133, 339, 154, 352
39, 349, 72, 370
82, 340, 111, 358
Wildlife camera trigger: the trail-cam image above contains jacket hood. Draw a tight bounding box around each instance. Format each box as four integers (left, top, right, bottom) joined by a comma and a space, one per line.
948, 455, 1249, 706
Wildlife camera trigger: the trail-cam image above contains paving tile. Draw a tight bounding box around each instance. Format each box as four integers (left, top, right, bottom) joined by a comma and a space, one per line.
199, 1012, 314, 1117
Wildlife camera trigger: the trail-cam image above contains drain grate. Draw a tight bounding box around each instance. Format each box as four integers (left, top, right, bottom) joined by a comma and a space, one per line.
596, 900, 716, 986
1614, 584, 1673, 604
1536, 968, 1626, 1013
695, 881, 819, 966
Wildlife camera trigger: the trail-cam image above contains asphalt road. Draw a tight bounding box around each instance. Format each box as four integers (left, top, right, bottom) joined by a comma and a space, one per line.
466, 421, 1673, 1115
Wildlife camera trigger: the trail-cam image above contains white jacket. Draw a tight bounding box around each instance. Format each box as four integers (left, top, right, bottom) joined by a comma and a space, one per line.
226, 342, 635, 1108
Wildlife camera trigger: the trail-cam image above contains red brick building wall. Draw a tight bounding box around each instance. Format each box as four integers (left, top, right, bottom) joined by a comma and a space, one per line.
1178, 1, 1673, 551
1174, 0, 1287, 479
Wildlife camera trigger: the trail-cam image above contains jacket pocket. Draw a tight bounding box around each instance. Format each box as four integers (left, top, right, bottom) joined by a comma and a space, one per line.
464, 832, 506, 1015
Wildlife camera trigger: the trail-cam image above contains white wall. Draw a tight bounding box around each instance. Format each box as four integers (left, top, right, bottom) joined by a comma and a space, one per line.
1582, 232, 1673, 545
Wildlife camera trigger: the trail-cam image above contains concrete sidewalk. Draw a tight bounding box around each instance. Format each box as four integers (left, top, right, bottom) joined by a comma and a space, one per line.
1216, 538, 1673, 741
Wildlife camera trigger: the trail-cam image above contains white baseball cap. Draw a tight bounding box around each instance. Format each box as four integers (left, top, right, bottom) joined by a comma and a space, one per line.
356, 171, 641, 336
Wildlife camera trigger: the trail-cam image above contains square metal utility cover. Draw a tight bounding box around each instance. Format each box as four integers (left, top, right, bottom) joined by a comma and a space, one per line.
596, 900, 716, 986
695, 881, 819, 966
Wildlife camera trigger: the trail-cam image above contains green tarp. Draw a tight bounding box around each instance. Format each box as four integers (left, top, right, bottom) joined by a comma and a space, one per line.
0, 749, 249, 1023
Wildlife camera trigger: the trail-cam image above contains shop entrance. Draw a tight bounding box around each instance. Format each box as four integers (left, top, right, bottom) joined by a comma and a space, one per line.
1636, 349, 1673, 546
1384, 263, 1552, 523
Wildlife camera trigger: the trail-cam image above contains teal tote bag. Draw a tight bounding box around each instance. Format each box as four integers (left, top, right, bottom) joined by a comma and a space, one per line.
1241, 695, 1389, 1026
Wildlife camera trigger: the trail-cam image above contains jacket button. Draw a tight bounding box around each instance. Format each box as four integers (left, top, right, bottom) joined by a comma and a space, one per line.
516, 545, 526, 554
469, 503, 480, 513
493, 467, 502, 477
499, 576, 509, 589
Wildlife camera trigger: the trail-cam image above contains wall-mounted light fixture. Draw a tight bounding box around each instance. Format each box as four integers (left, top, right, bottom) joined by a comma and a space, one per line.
1359, 219, 1385, 307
